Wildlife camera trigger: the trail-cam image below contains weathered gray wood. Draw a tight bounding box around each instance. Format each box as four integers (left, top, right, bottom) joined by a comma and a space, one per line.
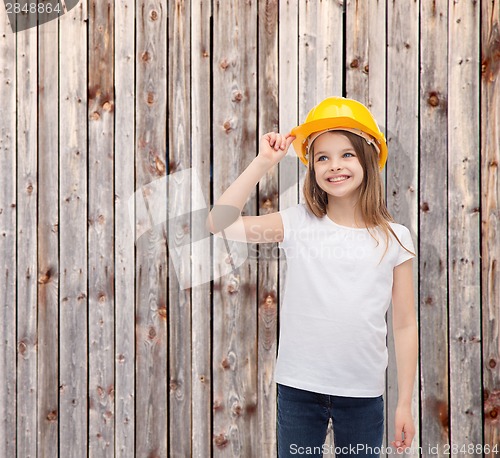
191, 0, 212, 456
448, 1, 482, 456
135, 1, 168, 456
2, 3, 499, 456
277, 2, 299, 454
386, 1, 419, 456
88, 1, 115, 455
257, 1, 279, 456
114, 0, 136, 456
212, 0, 258, 455
58, 2, 89, 457
481, 3, 500, 456
167, 0, 192, 456
0, 7, 17, 458
419, 1, 450, 456
345, 1, 389, 455
37, 10, 60, 458
15, 14, 38, 458
278, 0, 299, 211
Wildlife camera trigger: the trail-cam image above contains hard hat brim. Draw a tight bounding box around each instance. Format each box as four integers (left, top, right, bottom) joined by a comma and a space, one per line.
290, 117, 388, 170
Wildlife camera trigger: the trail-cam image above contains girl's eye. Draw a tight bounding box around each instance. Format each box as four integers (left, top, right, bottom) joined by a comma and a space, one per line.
343, 152, 355, 158
317, 155, 328, 161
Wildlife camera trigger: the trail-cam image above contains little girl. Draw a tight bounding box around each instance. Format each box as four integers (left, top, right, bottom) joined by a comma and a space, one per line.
208, 97, 418, 458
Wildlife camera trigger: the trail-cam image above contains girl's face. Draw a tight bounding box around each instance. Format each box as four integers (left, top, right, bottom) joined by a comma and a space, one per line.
312, 132, 364, 200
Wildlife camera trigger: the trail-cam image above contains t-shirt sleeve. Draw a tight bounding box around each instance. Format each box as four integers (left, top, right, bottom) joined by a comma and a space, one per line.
278, 203, 305, 248
395, 225, 416, 266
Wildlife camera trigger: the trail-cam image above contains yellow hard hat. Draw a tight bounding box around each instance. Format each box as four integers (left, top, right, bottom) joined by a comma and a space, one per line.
290, 97, 388, 170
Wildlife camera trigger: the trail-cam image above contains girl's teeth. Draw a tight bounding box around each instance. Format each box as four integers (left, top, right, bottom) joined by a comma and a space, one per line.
329, 177, 348, 182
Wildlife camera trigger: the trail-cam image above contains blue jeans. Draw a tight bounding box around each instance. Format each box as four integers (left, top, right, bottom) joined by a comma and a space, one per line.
277, 384, 384, 457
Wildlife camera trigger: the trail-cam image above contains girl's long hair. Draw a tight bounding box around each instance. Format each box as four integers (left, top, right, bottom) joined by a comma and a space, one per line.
303, 130, 415, 261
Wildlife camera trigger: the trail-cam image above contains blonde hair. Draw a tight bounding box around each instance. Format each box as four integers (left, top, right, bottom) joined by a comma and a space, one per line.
303, 130, 415, 261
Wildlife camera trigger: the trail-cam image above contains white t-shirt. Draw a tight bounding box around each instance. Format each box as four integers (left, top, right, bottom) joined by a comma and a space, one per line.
275, 203, 416, 397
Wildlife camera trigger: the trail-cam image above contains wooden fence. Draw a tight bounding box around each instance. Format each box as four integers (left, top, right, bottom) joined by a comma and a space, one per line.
0, 0, 499, 457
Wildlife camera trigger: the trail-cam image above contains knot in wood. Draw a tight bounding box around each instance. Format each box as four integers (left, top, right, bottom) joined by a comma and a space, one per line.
262, 198, 273, 211
428, 92, 439, 107
421, 202, 430, 212
102, 101, 112, 112
155, 156, 166, 174
149, 10, 158, 21
158, 306, 167, 319
90, 111, 100, 121
265, 295, 274, 306
18, 341, 27, 355
38, 269, 51, 284
232, 403, 242, 417
148, 326, 157, 340
219, 59, 229, 70
350, 58, 359, 68
489, 358, 497, 368
363, 64, 369, 73
46, 410, 58, 422
214, 433, 228, 448
232, 90, 243, 102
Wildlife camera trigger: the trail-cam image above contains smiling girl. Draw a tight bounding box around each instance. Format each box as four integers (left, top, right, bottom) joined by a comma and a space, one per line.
207, 97, 418, 458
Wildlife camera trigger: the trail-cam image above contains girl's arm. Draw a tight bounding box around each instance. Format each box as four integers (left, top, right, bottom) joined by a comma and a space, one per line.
206, 132, 294, 243
391, 258, 418, 453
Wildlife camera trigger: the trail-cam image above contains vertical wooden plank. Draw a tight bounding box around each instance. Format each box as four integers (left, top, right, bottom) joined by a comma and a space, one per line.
88, 1, 115, 455
297, 1, 344, 452
298, 0, 344, 115
191, 0, 212, 456
419, 0, 450, 455
15, 12, 38, 458
212, 0, 258, 455
0, 7, 17, 458
59, 2, 89, 456
448, 1, 482, 456
278, 0, 299, 209
190, 0, 212, 450
257, 1, 279, 456
37, 9, 60, 458
135, 0, 168, 456
345, 1, 388, 455
278, 0, 299, 453
168, 0, 192, 456
114, 0, 136, 456
481, 1, 500, 456
386, 1, 419, 456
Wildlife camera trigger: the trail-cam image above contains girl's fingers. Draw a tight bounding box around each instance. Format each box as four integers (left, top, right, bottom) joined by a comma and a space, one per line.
263, 132, 294, 151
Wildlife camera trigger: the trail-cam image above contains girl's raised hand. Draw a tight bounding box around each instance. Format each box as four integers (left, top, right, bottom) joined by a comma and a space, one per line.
257, 132, 295, 168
